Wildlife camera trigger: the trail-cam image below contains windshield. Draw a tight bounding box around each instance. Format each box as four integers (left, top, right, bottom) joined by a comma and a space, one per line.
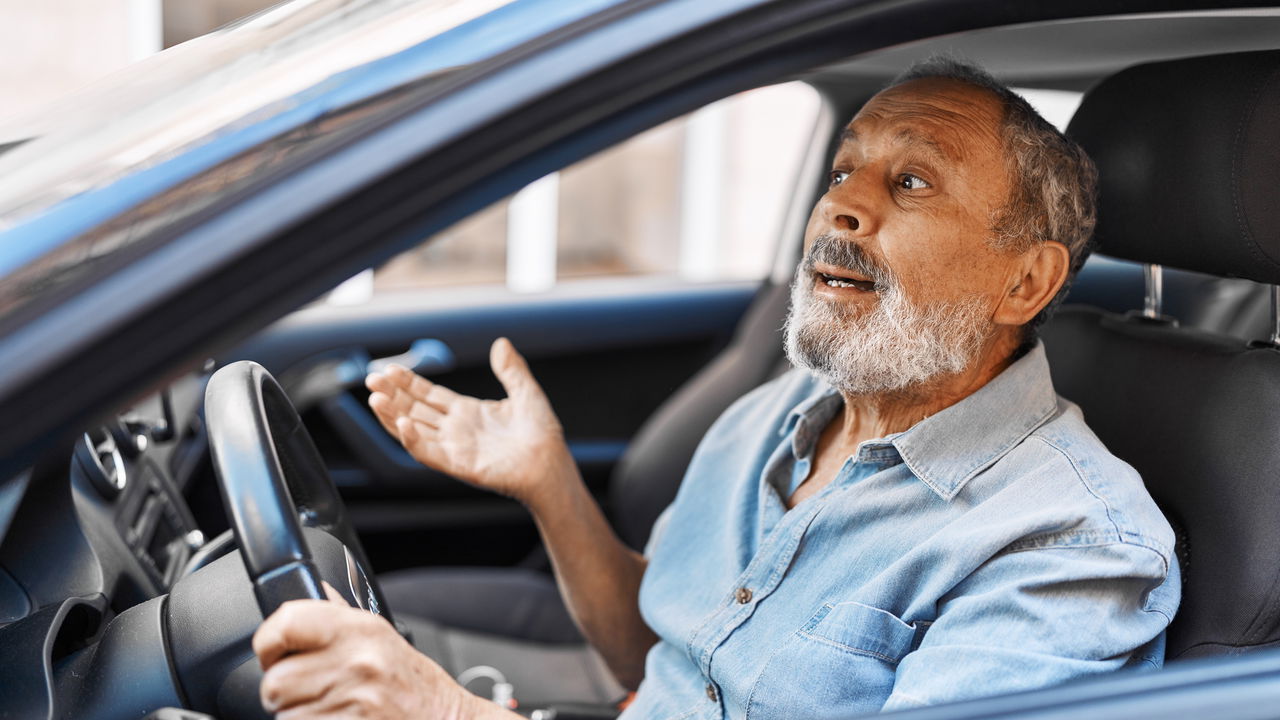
0, 0, 515, 233
0, 0, 630, 329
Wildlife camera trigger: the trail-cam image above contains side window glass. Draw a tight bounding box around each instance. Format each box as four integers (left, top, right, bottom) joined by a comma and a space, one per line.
329, 82, 823, 303
1013, 87, 1083, 131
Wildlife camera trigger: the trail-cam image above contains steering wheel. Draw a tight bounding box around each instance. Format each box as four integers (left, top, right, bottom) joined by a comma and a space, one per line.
157, 361, 396, 718
203, 360, 390, 620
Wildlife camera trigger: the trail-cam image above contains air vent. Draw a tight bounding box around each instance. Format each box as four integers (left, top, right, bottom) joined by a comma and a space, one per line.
76, 427, 127, 499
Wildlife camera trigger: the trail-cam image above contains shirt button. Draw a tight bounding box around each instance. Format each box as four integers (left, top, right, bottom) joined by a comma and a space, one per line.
705, 683, 718, 701
735, 587, 753, 604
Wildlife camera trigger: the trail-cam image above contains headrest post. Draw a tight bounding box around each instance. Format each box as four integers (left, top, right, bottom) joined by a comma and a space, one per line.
1269, 285, 1280, 348
1143, 263, 1164, 319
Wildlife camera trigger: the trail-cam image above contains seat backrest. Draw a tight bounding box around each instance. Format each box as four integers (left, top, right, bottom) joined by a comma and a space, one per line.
607, 282, 792, 550
1045, 50, 1280, 660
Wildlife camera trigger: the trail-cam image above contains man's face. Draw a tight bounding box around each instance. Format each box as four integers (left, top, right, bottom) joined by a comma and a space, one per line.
786, 78, 1020, 396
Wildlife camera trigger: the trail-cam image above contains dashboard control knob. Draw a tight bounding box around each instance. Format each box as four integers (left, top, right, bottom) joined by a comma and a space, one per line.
111, 420, 151, 458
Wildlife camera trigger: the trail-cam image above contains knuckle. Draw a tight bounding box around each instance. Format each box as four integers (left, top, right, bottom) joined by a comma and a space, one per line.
348, 650, 386, 680
259, 669, 279, 697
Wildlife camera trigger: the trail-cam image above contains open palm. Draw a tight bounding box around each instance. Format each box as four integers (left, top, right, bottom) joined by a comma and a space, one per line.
365, 338, 573, 503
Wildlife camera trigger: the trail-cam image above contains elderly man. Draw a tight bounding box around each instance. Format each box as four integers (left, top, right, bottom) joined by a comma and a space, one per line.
251, 59, 1179, 718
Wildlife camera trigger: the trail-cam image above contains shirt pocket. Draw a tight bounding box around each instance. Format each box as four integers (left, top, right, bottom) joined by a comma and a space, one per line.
745, 602, 923, 720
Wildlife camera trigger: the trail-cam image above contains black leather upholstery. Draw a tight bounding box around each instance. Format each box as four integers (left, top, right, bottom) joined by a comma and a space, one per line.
1042, 50, 1280, 660
1068, 51, 1280, 284
1043, 310, 1280, 658
608, 281, 791, 549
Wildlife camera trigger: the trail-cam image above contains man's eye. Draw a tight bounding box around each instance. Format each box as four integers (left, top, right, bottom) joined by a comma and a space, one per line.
898, 174, 930, 190
829, 171, 849, 187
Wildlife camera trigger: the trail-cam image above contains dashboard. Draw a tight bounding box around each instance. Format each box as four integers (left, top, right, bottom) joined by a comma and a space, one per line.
0, 368, 223, 717
66, 370, 212, 612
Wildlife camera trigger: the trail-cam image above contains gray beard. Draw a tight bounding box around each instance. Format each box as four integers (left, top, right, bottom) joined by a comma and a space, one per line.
783, 261, 993, 397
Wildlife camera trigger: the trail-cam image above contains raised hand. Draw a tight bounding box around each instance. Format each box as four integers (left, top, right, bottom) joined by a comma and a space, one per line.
365, 337, 577, 506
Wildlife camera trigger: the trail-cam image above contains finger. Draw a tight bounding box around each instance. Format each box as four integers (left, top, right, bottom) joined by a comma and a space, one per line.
253, 601, 341, 670
423, 383, 463, 412
490, 337, 542, 400
322, 581, 351, 606
381, 365, 427, 398
385, 364, 461, 410
405, 371, 435, 402
393, 418, 454, 475
383, 385, 417, 418
367, 392, 402, 439
364, 371, 393, 395
261, 651, 344, 713
396, 417, 452, 467
409, 400, 443, 426
394, 412, 424, 445
376, 391, 438, 430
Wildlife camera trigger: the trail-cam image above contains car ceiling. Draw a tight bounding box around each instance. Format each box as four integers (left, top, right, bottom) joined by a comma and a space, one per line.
806, 10, 1280, 90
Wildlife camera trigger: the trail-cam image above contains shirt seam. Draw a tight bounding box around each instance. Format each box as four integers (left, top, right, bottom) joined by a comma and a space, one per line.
998, 538, 1175, 621
794, 630, 906, 663
1024, 434, 1125, 542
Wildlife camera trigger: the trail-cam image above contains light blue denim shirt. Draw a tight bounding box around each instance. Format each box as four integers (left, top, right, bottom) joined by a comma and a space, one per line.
624, 343, 1179, 719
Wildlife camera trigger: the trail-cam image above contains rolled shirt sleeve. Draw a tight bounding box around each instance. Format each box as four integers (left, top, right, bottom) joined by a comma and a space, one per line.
883, 536, 1179, 710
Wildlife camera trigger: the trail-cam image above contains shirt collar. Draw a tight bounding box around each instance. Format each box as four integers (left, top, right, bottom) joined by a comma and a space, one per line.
780, 342, 1059, 501
780, 389, 839, 439
891, 342, 1059, 500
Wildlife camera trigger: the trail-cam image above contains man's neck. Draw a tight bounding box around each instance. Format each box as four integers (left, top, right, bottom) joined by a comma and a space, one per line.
834, 328, 1022, 447
787, 328, 1024, 510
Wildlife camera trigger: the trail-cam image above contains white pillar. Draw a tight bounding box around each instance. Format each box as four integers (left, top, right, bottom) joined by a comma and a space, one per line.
126, 0, 164, 62
507, 172, 559, 293
678, 102, 727, 281
327, 268, 374, 305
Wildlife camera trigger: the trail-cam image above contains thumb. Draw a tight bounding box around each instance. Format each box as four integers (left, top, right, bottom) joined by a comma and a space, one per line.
490, 337, 541, 400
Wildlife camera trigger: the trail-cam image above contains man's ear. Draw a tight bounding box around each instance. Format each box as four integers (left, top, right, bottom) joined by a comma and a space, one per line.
993, 241, 1070, 327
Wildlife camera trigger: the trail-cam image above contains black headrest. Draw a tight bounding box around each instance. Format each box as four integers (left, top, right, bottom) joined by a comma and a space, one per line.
1067, 51, 1280, 285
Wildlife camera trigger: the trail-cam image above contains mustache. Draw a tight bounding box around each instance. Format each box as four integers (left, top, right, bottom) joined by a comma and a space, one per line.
801, 234, 893, 288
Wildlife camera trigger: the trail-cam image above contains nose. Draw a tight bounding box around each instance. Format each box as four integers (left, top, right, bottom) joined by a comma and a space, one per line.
819, 169, 878, 236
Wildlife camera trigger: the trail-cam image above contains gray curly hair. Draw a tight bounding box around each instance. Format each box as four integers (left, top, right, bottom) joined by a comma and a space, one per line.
893, 57, 1098, 336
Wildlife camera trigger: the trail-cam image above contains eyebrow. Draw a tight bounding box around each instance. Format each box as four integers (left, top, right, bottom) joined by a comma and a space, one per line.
838, 126, 958, 163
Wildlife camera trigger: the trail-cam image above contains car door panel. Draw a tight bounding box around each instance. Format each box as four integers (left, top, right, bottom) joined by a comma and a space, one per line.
223, 280, 759, 569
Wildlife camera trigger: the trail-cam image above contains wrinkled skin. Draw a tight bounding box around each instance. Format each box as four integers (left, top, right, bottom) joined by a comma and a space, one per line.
254, 584, 498, 719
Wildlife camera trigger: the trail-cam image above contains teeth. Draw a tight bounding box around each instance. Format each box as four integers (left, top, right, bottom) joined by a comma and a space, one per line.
826, 279, 859, 288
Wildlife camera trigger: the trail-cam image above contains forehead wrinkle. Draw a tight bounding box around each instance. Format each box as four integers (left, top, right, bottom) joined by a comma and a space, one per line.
853, 90, 1004, 161
891, 126, 956, 164
838, 120, 966, 166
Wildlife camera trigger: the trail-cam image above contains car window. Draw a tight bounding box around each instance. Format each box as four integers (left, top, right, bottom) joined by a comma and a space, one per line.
1013, 87, 1083, 131
326, 81, 823, 303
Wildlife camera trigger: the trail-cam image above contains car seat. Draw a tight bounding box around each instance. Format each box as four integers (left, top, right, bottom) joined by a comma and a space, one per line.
1043, 49, 1280, 659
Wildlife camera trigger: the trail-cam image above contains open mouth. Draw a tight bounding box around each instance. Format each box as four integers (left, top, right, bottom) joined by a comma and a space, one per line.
814, 264, 878, 292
